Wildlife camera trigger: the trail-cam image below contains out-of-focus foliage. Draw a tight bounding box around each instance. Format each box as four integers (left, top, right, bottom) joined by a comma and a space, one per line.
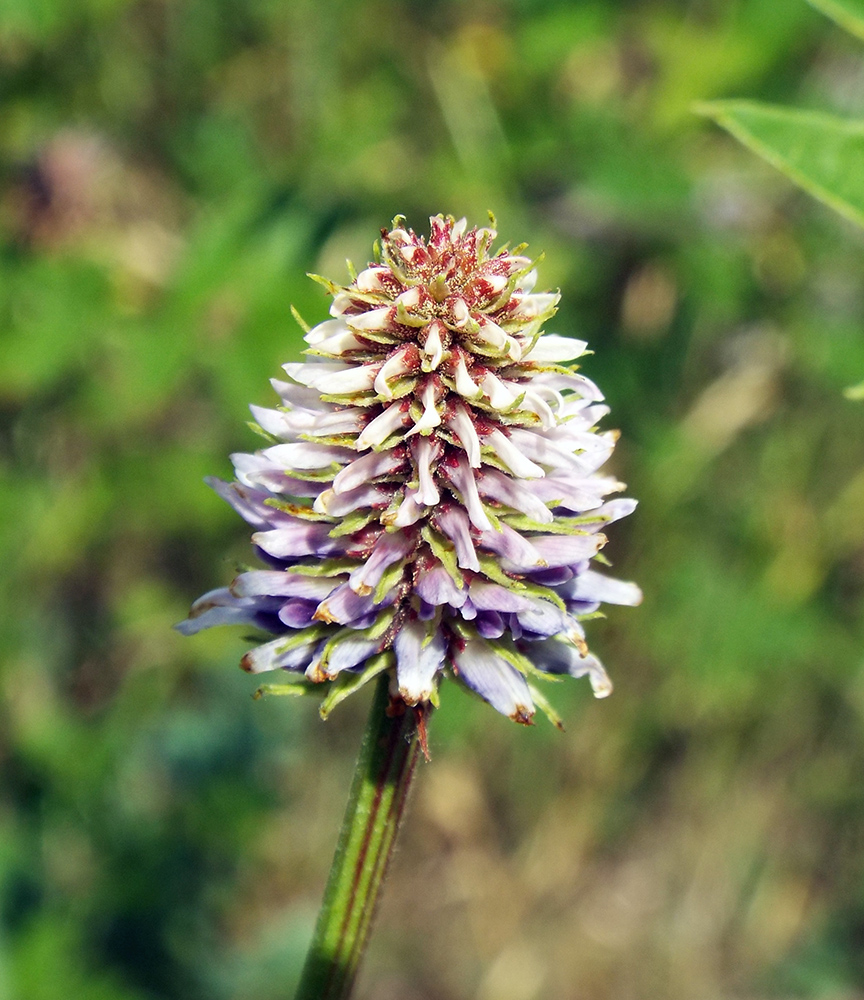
808, 0, 864, 41
2, 1, 864, 999
699, 102, 864, 229
702, 0, 864, 250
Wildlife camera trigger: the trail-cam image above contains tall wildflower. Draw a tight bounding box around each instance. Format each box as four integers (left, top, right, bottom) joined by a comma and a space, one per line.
178, 215, 640, 727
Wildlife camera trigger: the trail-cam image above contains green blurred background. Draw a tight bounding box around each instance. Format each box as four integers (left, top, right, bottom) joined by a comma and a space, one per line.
2, 1, 864, 998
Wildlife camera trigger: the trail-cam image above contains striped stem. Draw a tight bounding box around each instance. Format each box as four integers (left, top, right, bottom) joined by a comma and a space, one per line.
294, 674, 422, 1000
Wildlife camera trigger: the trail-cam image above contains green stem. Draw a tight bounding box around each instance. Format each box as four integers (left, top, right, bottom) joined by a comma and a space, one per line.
294, 674, 422, 1000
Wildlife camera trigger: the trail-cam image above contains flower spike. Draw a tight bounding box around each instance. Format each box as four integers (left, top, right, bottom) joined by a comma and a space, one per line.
177, 215, 640, 724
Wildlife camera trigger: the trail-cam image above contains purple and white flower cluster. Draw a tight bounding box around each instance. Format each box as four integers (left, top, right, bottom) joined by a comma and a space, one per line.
178, 215, 640, 726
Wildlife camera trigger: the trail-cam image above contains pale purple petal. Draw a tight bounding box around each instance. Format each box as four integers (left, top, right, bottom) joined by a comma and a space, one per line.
442, 455, 492, 531
241, 634, 323, 674
527, 640, 613, 697
230, 571, 340, 601
394, 619, 448, 704
263, 442, 354, 470
313, 484, 392, 516
513, 600, 570, 638
278, 598, 320, 627
475, 468, 553, 523
310, 636, 379, 678
252, 522, 347, 559
332, 448, 407, 494
414, 563, 467, 608
206, 477, 272, 527
229, 454, 320, 496
468, 580, 535, 613
433, 506, 480, 572
453, 638, 534, 722
314, 582, 394, 625
478, 522, 544, 570
565, 569, 643, 606
522, 534, 605, 569
475, 611, 506, 639
349, 531, 415, 595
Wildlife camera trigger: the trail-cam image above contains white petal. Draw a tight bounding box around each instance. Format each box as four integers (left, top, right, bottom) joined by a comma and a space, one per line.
311, 328, 365, 355
485, 429, 545, 479
270, 378, 330, 409
283, 361, 350, 387
476, 317, 520, 359
453, 355, 482, 399
531, 371, 604, 401
279, 407, 365, 438
506, 428, 583, 472
523, 334, 588, 363
443, 456, 492, 532
305, 318, 350, 346
412, 436, 441, 506
451, 296, 470, 327
406, 381, 442, 438
355, 266, 391, 293
446, 404, 482, 468
332, 449, 407, 494
346, 306, 393, 333
374, 346, 413, 399
516, 268, 537, 293
312, 365, 378, 395
263, 442, 353, 470
355, 403, 410, 450
514, 292, 560, 319
391, 489, 425, 526
422, 320, 445, 371
249, 404, 291, 438
481, 372, 519, 410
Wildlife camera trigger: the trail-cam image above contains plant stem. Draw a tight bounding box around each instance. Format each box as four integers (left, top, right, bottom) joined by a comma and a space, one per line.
294, 673, 422, 1000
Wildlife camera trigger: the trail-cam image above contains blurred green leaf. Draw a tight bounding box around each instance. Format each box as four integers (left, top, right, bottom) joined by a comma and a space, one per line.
698, 100, 864, 229
807, 0, 864, 40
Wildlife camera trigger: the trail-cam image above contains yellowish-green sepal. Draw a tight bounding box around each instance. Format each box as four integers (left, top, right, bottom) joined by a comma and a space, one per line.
420, 525, 465, 588
254, 680, 319, 700
527, 683, 565, 730
319, 653, 392, 720
329, 509, 379, 537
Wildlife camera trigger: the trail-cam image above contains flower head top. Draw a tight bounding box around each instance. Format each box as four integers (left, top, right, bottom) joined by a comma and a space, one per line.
178, 215, 641, 728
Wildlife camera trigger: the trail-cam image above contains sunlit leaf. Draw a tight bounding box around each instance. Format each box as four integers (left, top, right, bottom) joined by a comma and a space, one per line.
697, 100, 864, 229
807, 0, 864, 41
845, 378, 864, 400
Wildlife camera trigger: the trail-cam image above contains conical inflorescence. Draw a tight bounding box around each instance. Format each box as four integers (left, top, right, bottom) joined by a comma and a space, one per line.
178, 215, 641, 726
